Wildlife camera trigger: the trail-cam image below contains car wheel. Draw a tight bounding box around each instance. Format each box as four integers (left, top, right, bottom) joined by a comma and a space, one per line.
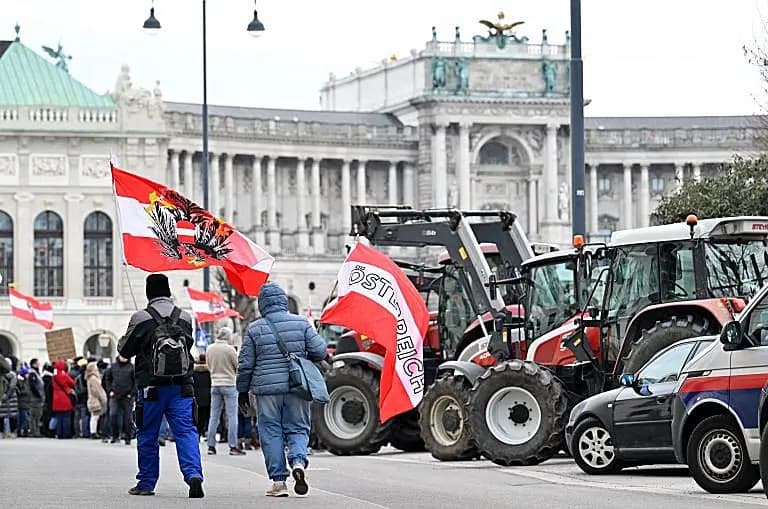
571, 418, 623, 475
686, 414, 760, 493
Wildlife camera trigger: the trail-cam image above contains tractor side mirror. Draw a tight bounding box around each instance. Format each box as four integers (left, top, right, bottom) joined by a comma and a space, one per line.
619, 373, 637, 388
720, 320, 744, 349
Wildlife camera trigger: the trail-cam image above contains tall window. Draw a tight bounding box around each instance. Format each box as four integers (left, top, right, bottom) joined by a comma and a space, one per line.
84, 212, 113, 297
34, 211, 64, 297
0, 211, 12, 296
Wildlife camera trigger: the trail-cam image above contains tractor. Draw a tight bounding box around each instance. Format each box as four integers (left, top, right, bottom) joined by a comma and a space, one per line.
456, 215, 768, 466
313, 206, 537, 456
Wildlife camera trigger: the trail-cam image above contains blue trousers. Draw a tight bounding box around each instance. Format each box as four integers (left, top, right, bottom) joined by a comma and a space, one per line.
55, 411, 72, 438
207, 386, 238, 449
256, 393, 311, 482
135, 386, 203, 490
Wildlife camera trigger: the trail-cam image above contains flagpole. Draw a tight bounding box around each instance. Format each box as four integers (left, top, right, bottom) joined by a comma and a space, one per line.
110, 163, 139, 310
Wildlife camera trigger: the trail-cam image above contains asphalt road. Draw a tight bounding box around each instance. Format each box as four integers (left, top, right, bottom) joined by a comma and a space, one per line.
0, 438, 766, 508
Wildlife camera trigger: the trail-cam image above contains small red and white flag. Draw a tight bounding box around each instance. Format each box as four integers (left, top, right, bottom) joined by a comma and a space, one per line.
185, 287, 242, 324
9, 288, 54, 330
320, 243, 429, 422
111, 165, 274, 296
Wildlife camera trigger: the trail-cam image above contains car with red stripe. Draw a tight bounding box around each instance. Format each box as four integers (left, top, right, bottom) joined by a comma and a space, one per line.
672, 283, 768, 494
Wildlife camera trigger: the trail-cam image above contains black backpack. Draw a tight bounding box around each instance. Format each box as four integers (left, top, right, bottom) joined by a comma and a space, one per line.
146, 306, 192, 379
74, 372, 88, 404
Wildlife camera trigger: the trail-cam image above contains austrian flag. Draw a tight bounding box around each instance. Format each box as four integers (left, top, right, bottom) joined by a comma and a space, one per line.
9, 288, 54, 330
185, 287, 242, 324
111, 165, 274, 296
320, 243, 429, 422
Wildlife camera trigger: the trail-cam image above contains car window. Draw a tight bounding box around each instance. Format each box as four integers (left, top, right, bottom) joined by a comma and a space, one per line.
747, 299, 768, 346
636, 342, 696, 384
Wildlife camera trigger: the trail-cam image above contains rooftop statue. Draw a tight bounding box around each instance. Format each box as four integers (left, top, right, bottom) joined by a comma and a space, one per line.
477, 11, 526, 49
455, 58, 469, 95
431, 56, 446, 90
42, 43, 72, 73
541, 60, 557, 94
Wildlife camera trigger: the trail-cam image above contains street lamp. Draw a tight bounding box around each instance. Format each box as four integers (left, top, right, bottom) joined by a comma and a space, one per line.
141, 1, 266, 293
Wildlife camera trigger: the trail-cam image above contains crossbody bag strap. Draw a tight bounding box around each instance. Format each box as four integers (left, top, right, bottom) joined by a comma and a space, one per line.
263, 317, 293, 360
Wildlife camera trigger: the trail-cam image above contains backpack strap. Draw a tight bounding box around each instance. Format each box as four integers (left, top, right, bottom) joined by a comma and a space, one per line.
169, 306, 182, 325
145, 305, 165, 326
263, 317, 293, 360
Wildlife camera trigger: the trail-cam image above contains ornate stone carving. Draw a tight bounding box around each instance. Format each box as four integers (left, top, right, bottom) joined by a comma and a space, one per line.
0, 155, 16, 176
80, 157, 110, 179
31, 155, 66, 177
558, 182, 569, 220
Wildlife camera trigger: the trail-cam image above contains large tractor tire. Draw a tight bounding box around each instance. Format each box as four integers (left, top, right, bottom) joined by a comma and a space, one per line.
312, 364, 392, 456
419, 375, 478, 461
466, 360, 567, 466
389, 410, 426, 452
622, 314, 711, 375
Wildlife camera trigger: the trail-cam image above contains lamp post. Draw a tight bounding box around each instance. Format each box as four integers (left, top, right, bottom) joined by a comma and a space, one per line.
143, 1, 265, 292
569, 0, 586, 241
98, 331, 112, 359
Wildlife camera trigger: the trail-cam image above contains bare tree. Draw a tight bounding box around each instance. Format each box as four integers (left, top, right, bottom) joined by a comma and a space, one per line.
214, 269, 258, 333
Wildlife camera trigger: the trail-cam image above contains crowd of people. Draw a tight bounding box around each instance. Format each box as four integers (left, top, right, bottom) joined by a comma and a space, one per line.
0, 275, 328, 499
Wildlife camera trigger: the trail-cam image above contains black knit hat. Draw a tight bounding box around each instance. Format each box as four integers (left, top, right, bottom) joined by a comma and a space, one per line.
146, 273, 171, 300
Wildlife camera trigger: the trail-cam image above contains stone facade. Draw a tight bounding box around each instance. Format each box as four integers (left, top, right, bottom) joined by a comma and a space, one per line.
0, 30, 763, 361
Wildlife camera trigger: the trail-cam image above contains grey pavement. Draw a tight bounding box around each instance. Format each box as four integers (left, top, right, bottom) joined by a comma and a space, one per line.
0, 438, 765, 508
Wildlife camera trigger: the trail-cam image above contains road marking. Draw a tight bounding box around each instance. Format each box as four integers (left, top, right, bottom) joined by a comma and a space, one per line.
498, 468, 766, 506
217, 463, 390, 508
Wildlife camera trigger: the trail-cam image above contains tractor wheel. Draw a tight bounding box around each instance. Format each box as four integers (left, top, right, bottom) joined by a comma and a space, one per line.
622, 314, 711, 375
466, 360, 567, 466
312, 364, 391, 456
389, 410, 426, 452
419, 375, 478, 461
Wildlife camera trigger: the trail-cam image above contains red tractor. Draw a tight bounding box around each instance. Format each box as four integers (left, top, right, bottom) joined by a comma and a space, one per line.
456, 216, 768, 466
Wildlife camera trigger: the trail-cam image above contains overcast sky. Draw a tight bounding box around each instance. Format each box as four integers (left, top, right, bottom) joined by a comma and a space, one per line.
6, 0, 766, 117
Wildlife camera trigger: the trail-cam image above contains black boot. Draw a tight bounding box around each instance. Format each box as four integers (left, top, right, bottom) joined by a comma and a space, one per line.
187, 477, 204, 498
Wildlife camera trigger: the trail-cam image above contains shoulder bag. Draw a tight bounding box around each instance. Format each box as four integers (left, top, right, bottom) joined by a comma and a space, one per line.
264, 317, 330, 404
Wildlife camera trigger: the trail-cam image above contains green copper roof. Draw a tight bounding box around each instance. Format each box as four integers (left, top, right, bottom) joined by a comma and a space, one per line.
0, 41, 115, 108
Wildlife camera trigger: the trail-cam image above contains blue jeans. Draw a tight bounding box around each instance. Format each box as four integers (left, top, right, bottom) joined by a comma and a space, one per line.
136, 386, 203, 491
207, 386, 238, 449
18, 409, 29, 433
256, 393, 311, 482
75, 406, 90, 438
55, 411, 72, 438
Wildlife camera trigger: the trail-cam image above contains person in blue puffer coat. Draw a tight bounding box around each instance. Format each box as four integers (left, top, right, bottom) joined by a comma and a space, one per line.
237, 282, 327, 498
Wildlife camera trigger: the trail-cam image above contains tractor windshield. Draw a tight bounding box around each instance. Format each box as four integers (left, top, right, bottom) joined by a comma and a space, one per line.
527, 260, 579, 339
705, 238, 768, 300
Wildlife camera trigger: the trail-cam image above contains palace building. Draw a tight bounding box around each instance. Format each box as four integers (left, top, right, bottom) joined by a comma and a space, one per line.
0, 25, 761, 361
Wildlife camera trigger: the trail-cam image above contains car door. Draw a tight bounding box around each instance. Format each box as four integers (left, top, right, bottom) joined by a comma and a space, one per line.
612, 341, 698, 451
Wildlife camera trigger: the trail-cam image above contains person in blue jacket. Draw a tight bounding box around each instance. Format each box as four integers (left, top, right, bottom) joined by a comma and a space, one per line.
237, 282, 327, 497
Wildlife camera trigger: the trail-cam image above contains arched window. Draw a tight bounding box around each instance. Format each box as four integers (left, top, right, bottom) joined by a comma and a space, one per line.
84, 212, 113, 297
0, 211, 12, 296
479, 141, 509, 165
34, 211, 64, 297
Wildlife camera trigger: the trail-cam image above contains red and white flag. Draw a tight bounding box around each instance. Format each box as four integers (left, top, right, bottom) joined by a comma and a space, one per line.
321, 243, 429, 422
9, 288, 54, 330
111, 165, 274, 296
185, 287, 242, 324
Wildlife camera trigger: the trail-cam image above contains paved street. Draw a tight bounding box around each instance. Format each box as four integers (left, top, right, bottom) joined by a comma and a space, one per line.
0, 438, 765, 508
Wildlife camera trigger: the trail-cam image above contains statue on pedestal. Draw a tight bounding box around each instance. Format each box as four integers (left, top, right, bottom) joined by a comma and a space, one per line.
541, 60, 557, 94
478, 11, 525, 49
454, 58, 469, 95
431, 57, 446, 90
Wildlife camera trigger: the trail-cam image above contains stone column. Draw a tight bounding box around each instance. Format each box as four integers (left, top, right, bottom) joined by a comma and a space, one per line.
356, 159, 367, 205
388, 161, 398, 204
432, 123, 448, 208
65, 193, 85, 304
266, 157, 280, 252
311, 158, 324, 254
623, 163, 633, 229
693, 163, 701, 182
639, 163, 650, 227
224, 153, 234, 224
14, 193, 34, 293
403, 162, 415, 207
527, 177, 538, 234
169, 149, 180, 189
210, 153, 220, 217
675, 163, 685, 192
252, 156, 265, 246
544, 123, 559, 222
295, 158, 309, 253
183, 151, 194, 199
341, 160, 351, 232
457, 122, 472, 209
588, 163, 599, 235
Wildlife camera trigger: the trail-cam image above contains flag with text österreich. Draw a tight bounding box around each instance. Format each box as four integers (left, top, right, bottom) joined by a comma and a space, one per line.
9, 288, 54, 330
111, 165, 274, 296
185, 287, 242, 324
320, 243, 428, 422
